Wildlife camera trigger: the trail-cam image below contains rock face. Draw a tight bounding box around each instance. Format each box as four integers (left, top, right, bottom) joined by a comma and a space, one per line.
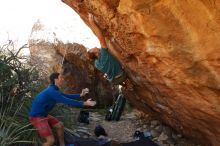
29, 21, 114, 106
62, 0, 220, 145
29, 40, 114, 106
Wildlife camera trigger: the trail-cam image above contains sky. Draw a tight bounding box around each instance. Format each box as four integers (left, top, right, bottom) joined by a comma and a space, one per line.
0, 0, 99, 51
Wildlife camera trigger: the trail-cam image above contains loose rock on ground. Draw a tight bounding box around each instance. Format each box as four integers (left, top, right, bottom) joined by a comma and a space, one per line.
72, 109, 200, 146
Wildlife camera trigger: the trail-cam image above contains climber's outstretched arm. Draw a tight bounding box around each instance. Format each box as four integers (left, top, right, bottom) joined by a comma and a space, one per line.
88, 13, 107, 48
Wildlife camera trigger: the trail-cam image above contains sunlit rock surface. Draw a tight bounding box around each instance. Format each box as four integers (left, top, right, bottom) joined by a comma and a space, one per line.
62, 0, 220, 145
29, 22, 113, 106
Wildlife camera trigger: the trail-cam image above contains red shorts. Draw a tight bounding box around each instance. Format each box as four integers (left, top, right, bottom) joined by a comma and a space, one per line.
29, 115, 60, 138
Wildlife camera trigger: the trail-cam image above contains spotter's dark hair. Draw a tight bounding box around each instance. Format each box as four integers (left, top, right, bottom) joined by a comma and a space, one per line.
49, 72, 60, 84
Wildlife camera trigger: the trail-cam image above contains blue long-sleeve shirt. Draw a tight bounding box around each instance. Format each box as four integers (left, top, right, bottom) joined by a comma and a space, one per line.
29, 84, 84, 117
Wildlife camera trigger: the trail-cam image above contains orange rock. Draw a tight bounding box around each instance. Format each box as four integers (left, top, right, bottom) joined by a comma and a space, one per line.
62, 0, 220, 145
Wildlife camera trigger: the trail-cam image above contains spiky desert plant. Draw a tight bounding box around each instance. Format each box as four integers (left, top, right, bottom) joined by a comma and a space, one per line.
0, 41, 41, 146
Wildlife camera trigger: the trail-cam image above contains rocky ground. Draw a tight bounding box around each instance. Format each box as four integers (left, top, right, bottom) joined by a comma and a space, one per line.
72, 109, 201, 146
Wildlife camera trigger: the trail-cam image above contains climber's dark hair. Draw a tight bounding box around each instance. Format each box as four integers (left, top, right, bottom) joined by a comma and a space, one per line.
87, 49, 98, 60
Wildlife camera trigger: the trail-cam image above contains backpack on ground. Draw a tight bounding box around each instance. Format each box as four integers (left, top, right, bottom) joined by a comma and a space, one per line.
105, 93, 126, 121
77, 110, 89, 124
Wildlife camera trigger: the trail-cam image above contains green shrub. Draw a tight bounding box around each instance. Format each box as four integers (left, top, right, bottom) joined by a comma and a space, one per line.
0, 41, 79, 146
0, 41, 41, 146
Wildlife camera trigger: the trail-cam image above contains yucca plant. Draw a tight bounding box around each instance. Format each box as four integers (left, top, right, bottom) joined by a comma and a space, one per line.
0, 41, 79, 146
0, 90, 40, 146
0, 41, 42, 146
0, 112, 36, 146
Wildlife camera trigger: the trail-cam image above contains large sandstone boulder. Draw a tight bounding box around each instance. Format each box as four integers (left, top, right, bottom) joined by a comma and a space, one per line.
29, 40, 114, 106
29, 21, 114, 106
62, 0, 220, 145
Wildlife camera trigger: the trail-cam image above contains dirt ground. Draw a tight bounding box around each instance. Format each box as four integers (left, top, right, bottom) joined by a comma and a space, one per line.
74, 109, 200, 146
